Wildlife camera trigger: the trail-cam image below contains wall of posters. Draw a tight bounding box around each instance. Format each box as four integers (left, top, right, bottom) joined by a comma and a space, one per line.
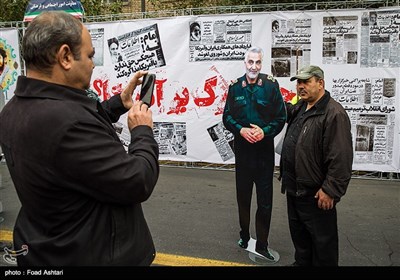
2, 7, 399, 172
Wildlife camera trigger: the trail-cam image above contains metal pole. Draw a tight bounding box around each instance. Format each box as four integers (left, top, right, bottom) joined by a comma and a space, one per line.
141, 0, 146, 13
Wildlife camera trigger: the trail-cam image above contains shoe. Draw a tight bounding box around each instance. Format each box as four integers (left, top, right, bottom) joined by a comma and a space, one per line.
287, 261, 300, 266
255, 248, 276, 262
238, 238, 248, 249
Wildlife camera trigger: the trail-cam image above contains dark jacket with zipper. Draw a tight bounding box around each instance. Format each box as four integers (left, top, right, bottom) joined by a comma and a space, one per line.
0, 76, 159, 266
280, 90, 353, 202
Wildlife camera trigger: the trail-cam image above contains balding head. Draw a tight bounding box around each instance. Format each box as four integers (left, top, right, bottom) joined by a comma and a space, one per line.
22, 11, 83, 75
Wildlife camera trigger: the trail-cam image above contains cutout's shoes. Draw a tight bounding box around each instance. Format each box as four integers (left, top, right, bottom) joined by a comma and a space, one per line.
238, 238, 249, 249
255, 248, 276, 262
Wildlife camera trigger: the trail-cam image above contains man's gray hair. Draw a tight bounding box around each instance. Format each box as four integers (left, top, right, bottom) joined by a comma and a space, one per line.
22, 11, 83, 75
244, 46, 264, 62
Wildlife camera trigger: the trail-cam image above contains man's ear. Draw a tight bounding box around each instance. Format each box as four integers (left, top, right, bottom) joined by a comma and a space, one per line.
319, 78, 325, 89
57, 44, 73, 70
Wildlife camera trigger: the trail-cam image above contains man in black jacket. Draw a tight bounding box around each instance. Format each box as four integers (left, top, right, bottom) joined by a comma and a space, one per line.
281, 65, 353, 266
0, 11, 159, 266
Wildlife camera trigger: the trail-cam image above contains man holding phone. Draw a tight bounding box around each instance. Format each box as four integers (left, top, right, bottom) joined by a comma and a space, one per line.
0, 11, 159, 266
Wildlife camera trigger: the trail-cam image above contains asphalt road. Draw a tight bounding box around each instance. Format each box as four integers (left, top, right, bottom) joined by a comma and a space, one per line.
1, 161, 399, 272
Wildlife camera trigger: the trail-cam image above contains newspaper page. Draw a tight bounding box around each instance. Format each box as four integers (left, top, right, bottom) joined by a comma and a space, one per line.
331, 77, 396, 165
271, 17, 312, 77
153, 122, 187, 155
322, 16, 359, 65
111, 121, 130, 149
88, 28, 104, 67
189, 19, 252, 62
207, 122, 234, 162
111, 23, 166, 78
113, 120, 189, 154
360, 10, 400, 68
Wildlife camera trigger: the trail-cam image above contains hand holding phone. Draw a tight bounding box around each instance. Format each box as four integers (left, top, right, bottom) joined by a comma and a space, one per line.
140, 73, 156, 107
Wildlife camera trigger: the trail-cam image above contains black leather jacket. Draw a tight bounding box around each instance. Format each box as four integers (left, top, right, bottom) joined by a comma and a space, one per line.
280, 91, 353, 201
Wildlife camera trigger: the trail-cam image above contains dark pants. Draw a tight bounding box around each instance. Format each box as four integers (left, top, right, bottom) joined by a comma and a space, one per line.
286, 194, 339, 266
235, 139, 274, 250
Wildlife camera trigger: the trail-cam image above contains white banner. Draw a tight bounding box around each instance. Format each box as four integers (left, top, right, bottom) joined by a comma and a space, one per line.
64, 8, 400, 172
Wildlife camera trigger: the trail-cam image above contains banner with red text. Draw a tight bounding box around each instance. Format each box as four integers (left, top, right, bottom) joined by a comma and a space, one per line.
83, 8, 399, 172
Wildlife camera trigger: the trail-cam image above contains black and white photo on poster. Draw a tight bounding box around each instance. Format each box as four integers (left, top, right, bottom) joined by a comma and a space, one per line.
153, 122, 187, 155
347, 50, 358, 64
353, 115, 391, 164
361, 10, 400, 68
271, 17, 312, 76
207, 122, 234, 162
189, 21, 202, 43
108, 37, 123, 64
383, 78, 396, 98
331, 76, 396, 165
322, 15, 358, 65
355, 124, 374, 152
189, 19, 252, 62
112, 24, 166, 78
271, 20, 280, 32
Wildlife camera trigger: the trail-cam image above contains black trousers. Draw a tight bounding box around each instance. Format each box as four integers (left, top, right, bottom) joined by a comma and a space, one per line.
286, 194, 339, 266
235, 141, 274, 250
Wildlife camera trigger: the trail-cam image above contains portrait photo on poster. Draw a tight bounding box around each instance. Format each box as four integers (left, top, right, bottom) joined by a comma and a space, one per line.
272, 20, 279, 32
189, 21, 201, 42
108, 37, 123, 64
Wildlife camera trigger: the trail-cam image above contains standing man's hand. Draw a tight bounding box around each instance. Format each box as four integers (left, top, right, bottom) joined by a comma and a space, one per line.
120, 70, 148, 110
315, 188, 334, 210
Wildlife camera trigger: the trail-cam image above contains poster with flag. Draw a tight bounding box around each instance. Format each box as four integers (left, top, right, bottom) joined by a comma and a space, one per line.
23, 0, 84, 22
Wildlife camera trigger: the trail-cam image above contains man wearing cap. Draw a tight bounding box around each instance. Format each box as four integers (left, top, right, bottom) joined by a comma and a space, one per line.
280, 65, 353, 266
223, 46, 286, 262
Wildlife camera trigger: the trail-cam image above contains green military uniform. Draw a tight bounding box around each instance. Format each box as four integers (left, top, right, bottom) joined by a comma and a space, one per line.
223, 73, 285, 137
223, 73, 286, 252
